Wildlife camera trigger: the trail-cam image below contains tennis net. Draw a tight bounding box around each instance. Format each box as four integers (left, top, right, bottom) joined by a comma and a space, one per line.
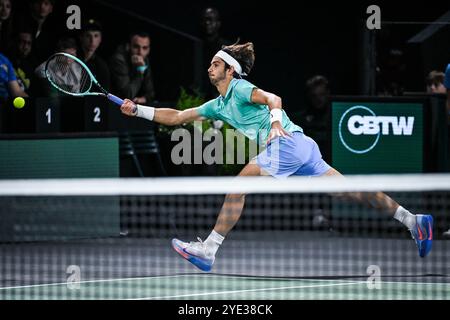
0, 174, 449, 300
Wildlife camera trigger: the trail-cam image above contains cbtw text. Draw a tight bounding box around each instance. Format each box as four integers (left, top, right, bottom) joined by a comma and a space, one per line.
347, 116, 415, 136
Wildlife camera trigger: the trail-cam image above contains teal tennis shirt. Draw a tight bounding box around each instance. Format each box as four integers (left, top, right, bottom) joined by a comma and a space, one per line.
197, 78, 303, 145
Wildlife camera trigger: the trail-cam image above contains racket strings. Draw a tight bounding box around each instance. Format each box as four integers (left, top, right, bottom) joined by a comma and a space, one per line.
47, 55, 92, 94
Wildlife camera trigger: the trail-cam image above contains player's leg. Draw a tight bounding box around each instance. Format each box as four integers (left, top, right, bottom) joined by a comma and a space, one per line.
291, 132, 433, 258
172, 133, 307, 271
212, 161, 263, 236
322, 167, 400, 215
322, 167, 433, 257
171, 162, 263, 271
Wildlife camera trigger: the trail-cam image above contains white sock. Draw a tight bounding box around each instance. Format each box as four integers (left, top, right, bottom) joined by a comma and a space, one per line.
393, 206, 416, 230
204, 230, 225, 257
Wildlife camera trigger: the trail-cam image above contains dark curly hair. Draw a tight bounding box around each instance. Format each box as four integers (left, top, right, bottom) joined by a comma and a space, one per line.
221, 41, 255, 77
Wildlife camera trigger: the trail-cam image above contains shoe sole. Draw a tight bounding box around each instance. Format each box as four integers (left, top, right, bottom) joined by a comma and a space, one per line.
171, 239, 214, 272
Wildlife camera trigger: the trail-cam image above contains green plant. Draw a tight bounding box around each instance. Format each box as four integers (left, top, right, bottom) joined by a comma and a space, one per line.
176, 87, 205, 111
158, 87, 208, 134
158, 87, 256, 176
219, 122, 256, 175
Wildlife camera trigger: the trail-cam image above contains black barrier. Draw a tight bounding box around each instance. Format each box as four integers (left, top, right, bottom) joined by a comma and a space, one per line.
0, 96, 159, 133
0, 132, 120, 242
1, 94, 448, 175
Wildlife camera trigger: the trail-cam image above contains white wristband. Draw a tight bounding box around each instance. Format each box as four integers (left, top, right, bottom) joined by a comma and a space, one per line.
136, 104, 155, 121
270, 108, 283, 124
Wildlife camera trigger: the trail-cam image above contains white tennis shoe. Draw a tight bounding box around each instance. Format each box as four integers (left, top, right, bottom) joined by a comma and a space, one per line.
171, 238, 215, 272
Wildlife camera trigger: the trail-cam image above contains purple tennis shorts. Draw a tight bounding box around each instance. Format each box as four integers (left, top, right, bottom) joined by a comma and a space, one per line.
256, 131, 331, 178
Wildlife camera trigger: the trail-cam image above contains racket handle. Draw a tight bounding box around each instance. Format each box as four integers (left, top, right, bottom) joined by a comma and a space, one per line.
107, 94, 125, 106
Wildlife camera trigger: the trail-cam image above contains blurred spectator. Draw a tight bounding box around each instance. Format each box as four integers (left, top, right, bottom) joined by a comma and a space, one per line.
6, 30, 37, 94
376, 48, 406, 96
0, 0, 13, 52
201, 7, 229, 60
443, 64, 450, 237
34, 36, 78, 97
445, 64, 450, 118
292, 75, 331, 163
200, 7, 230, 99
109, 31, 155, 104
18, 0, 58, 64
0, 52, 28, 100
426, 70, 446, 94
79, 18, 110, 90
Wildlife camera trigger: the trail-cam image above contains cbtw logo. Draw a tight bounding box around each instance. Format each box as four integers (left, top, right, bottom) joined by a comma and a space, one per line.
338, 105, 415, 154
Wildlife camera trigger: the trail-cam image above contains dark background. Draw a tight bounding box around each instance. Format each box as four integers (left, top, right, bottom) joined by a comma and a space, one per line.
95, 0, 450, 107
10, 0, 450, 111
2, 0, 449, 177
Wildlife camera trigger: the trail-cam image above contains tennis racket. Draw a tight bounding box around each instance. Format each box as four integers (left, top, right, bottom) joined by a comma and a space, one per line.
45, 52, 135, 111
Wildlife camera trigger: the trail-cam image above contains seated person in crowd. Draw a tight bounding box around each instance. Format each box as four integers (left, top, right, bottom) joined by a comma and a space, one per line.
34, 36, 79, 97
0, 0, 14, 52
6, 29, 38, 94
79, 18, 110, 91
291, 75, 331, 163
109, 31, 155, 105
199, 7, 231, 99
18, 0, 59, 64
426, 70, 446, 94
445, 64, 450, 117
0, 52, 28, 101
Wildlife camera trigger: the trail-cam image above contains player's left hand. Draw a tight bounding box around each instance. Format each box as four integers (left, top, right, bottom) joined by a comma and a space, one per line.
267, 122, 291, 144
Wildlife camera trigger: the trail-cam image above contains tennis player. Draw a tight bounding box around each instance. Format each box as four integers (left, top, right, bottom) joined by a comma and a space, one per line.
120, 42, 433, 271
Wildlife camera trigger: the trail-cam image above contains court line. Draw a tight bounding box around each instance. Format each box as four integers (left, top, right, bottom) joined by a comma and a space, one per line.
0, 273, 450, 299
0, 274, 193, 291
206, 274, 450, 287
1, 273, 448, 292
128, 281, 368, 300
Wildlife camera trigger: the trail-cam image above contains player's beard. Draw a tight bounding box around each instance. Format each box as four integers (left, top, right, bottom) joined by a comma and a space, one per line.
209, 70, 226, 86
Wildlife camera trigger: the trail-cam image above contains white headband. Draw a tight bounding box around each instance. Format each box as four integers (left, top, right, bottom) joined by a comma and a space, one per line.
214, 50, 247, 76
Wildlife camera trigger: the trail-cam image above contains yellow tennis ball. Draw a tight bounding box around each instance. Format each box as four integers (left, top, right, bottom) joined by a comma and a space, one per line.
13, 97, 25, 109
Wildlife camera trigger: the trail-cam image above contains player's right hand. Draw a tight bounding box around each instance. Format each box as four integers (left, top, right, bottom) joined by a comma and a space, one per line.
120, 99, 138, 116
266, 121, 291, 145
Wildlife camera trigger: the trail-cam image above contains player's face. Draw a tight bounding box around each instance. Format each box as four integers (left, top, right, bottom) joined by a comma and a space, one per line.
18, 33, 32, 57
80, 31, 102, 53
32, 0, 53, 19
0, 0, 11, 20
208, 57, 227, 85
130, 36, 150, 58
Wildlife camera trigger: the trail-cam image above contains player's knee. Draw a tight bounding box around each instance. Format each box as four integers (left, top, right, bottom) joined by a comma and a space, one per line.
226, 193, 246, 201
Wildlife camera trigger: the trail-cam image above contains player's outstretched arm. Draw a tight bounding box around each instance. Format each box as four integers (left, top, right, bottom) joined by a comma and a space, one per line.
120, 99, 204, 126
